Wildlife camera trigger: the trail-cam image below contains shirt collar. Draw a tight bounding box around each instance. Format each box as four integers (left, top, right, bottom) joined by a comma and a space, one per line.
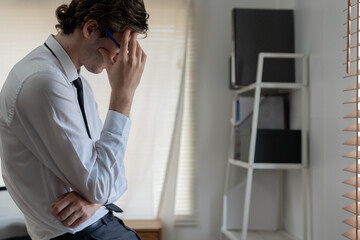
44, 35, 79, 83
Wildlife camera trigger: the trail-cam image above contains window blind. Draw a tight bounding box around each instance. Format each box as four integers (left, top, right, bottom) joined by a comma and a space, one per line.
343, 0, 360, 238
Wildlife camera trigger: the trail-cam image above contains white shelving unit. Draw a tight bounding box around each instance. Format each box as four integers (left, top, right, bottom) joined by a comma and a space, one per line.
221, 53, 310, 240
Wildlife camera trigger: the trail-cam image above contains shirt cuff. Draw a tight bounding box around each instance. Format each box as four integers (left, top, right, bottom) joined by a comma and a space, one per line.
103, 110, 131, 136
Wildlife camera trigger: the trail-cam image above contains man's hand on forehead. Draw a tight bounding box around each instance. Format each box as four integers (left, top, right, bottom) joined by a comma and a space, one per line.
98, 28, 147, 117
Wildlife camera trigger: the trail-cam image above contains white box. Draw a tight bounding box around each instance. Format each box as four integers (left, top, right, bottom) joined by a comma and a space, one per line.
238, 96, 285, 129
226, 170, 279, 230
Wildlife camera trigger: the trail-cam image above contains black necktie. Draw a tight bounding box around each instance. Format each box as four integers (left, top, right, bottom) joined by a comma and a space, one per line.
72, 78, 91, 139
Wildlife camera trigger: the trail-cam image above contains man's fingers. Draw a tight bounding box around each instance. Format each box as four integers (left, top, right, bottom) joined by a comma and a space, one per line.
71, 216, 87, 228
98, 47, 113, 68
129, 32, 139, 61
52, 196, 71, 216
135, 42, 141, 59
119, 29, 131, 58
134, 41, 146, 68
141, 51, 147, 65
52, 194, 66, 207
133, 41, 145, 60
63, 211, 80, 227
57, 203, 75, 221
52, 191, 74, 205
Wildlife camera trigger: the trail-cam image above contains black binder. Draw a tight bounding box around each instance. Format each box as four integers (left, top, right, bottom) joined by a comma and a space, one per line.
232, 9, 295, 87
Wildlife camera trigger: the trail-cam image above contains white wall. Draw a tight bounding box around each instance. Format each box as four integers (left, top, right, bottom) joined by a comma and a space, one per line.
286, 0, 350, 239
170, 0, 297, 239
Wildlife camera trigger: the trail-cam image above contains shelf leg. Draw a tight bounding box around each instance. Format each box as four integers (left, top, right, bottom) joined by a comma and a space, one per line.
303, 167, 312, 240
301, 167, 307, 240
222, 160, 231, 230
301, 55, 311, 240
241, 55, 263, 240
222, 118, 235, 233
241, 167, 254, 240
224, 141, 233, 195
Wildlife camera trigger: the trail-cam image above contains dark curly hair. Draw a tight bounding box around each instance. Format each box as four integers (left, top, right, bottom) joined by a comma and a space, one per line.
55, 0, 149, 37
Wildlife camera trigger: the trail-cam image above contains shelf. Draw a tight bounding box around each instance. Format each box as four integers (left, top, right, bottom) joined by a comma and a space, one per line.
223, 53, 309, 240
235, 82, 303, 96
222, 228, 299, 240
229, 158, 303, 170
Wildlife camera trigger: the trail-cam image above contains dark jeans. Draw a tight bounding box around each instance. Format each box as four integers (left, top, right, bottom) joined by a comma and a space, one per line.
52, 212, 141, 240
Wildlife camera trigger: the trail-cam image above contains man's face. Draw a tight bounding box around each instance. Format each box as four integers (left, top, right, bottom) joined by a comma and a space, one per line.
81, 31, 122, 74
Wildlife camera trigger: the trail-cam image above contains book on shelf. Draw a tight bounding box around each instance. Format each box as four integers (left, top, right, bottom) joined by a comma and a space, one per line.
231, 96, 287, 160
230, 96, 241, 126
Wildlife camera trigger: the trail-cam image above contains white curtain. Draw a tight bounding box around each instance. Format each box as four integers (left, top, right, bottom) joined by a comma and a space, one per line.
0, 0, 196, 222
174, 4, 197, 224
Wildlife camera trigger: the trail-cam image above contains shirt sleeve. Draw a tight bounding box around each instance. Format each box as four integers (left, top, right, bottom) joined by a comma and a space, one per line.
15, 71, 130, 204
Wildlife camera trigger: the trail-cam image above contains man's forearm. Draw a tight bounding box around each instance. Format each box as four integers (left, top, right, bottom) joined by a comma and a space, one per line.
109, 91, 134, 117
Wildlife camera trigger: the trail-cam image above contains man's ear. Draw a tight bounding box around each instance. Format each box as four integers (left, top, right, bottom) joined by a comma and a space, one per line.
82, 19, 99, 39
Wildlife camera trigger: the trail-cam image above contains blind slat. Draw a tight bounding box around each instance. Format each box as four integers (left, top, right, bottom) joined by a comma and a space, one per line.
344, 71, 360, 78
345, 84, 358, 91
343, 176, 360, 186
344, 124, 360, 131
344, 137, 360, 145
344, 110, 360, 118
344, 97, 360, 104
343, 228, 357, 240
343, 216, 359, 228
344, 202, 360, 214
343, 151, 360, 159
343, 189, 360, 200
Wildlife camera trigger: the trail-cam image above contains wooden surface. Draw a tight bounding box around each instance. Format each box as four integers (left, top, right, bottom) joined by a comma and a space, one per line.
124, 219, 162, 240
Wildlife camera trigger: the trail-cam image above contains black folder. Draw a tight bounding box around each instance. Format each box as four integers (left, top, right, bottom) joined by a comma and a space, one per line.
232, 9, 295, 87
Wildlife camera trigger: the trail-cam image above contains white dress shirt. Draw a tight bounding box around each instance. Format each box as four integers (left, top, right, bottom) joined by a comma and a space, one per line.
0, 35, 131, 239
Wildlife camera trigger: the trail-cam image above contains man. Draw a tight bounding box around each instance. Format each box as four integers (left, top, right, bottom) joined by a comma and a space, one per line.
0, 0, 148, 239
